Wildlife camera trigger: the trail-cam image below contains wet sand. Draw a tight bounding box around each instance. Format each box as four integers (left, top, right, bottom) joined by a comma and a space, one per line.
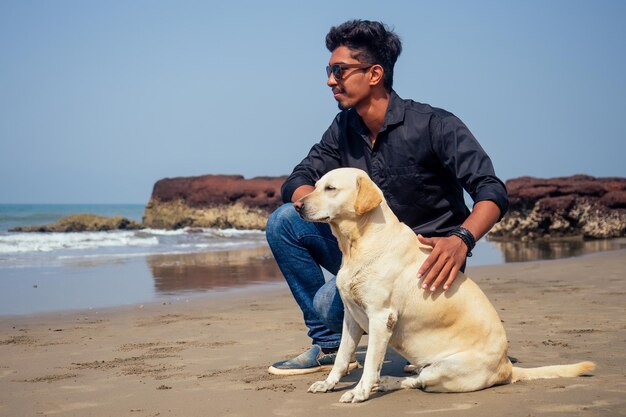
1, 249, 625, 416
0, 246, 284, 316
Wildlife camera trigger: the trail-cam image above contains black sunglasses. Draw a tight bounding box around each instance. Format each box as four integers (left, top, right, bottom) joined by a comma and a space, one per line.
326, 63, 373, 80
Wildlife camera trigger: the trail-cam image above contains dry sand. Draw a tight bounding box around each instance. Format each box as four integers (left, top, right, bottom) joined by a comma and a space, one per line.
1, 249, 625, 417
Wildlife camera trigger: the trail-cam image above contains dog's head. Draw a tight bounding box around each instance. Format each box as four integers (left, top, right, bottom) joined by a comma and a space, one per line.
296, 168, 382, 224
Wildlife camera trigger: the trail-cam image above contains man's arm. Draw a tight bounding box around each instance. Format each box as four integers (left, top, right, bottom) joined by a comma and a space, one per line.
417, 200, 501, 292
416, 113, 507, 292
281, 117, 343, 204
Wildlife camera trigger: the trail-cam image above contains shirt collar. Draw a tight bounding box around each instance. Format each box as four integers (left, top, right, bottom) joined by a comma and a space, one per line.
348, 90, 405, 135
383, 90, 405, 129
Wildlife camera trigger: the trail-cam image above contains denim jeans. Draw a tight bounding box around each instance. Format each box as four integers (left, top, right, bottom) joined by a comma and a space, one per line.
266, 203, 344, 349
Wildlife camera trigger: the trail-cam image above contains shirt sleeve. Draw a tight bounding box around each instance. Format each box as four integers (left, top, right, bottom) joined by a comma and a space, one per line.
281, 118, 343, 203
430, 114, 509, 218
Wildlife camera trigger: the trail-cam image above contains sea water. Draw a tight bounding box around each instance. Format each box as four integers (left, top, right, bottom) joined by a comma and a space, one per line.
0, 204, 272, 315
0, 204, 268, 268
0, 204, 623, 315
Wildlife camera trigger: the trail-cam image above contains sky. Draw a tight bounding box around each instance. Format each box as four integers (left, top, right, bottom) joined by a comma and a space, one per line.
1, 0, 625, 204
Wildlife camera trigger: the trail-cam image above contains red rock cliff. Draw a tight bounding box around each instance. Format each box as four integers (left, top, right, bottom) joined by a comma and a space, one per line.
143, 173, 626, 237
143, 175, 286, 230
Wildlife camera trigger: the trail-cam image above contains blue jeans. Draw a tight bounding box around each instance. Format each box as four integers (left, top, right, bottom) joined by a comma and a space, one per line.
266, 203, 344, 349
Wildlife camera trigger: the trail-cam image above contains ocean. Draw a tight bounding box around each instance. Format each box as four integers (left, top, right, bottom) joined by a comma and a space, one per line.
1, 204, 623, 316
0, 204, 269, 266
0, 204, 275, 315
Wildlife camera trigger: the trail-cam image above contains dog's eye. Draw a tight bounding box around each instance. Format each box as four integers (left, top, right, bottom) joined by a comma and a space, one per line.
324, 185, 336, 191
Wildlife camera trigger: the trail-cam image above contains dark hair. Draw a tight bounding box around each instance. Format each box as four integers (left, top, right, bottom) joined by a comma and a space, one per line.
326, 20, 402, 91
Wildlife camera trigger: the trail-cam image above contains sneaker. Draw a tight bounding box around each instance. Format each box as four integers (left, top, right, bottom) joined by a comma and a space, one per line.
268, 345, 359, 376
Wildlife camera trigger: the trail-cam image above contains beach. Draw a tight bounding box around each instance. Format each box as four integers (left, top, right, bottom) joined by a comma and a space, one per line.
1, 249, 625, 417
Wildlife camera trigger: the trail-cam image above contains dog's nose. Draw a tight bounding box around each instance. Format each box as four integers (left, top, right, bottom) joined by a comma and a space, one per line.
294, 200, 303, 213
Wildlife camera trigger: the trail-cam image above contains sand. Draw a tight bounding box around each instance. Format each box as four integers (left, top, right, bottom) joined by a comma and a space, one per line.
1, 249, 625, 417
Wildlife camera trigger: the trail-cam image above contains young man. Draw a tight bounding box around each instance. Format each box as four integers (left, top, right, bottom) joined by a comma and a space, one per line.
266, 20, 508, 375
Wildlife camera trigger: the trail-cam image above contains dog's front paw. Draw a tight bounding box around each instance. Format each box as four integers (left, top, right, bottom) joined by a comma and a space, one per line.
339, 387, 369, 403
308, 380, 335, 393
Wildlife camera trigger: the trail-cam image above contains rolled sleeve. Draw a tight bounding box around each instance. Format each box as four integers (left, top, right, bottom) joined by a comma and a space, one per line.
472, 178, 509, 218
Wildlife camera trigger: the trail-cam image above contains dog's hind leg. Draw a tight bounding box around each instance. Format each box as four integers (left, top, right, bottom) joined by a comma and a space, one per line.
375, 363, 455, 393
377, 353, 496, 393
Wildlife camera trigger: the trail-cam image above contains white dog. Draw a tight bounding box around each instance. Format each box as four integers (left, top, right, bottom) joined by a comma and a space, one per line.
298, 167, 594, 403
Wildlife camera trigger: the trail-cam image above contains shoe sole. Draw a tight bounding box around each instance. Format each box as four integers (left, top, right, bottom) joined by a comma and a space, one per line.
268, 360, 359, 376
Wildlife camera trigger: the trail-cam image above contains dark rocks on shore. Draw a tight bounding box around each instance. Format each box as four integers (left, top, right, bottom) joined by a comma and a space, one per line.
9, 214, 143, 233
12, 174, 625, 239
489, 175, 626, 241
144, 173, 624, 238
142, 174, 286, 230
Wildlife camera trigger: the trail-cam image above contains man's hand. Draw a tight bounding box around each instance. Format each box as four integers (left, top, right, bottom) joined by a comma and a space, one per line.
291, 185, 315, 203
416, 201, 501, 292
417, 234, 467, 292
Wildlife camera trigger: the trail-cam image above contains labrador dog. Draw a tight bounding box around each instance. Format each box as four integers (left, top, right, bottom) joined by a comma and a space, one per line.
298, 167, 595, 403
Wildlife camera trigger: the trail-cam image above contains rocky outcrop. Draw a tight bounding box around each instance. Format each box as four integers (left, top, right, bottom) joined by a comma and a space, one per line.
9, 214, 143, 233
489, 175, 626, 241
142, 174, 286, 230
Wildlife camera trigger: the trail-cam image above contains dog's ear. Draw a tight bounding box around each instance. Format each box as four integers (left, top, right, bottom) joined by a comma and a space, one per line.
354, 175, 382, 215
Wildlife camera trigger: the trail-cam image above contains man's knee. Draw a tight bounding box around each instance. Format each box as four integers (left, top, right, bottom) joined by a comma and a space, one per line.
266, 203, 298, 244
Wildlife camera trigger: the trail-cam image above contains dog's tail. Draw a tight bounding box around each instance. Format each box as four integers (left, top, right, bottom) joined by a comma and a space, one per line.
511, 361, 595, 382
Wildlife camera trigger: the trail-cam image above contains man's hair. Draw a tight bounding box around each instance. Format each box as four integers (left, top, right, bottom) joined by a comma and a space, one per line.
326, 20, 402, 91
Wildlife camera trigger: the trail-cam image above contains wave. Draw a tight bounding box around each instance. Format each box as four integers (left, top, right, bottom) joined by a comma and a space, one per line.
0, 231, 158, 254
0, 227, 267, 257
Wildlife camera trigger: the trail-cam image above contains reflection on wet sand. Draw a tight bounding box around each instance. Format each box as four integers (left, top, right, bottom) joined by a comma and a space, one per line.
490, 238, 626, 263
146, 246, 282, 294
146, 238, 626, 296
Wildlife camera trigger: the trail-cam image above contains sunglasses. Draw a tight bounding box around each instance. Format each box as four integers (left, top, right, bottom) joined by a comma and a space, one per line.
326, 63, 373, 80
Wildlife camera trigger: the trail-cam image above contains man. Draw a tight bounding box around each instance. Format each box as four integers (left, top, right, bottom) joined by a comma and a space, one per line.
266, 20, 508, 375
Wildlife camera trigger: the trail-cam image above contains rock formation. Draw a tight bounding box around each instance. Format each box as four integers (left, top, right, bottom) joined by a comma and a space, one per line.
9, 214, 143, 233
13, 174, 623, 237
489, 175, 626, 241
142, 174, 286, 230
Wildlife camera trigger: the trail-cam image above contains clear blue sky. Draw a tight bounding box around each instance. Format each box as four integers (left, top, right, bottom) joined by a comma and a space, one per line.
1, 0, 625, 204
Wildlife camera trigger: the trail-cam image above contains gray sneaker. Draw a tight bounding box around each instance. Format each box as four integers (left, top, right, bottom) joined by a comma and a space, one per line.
268, 345, 358, 376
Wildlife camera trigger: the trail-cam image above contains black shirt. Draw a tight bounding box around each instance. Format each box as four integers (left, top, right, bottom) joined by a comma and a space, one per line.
281, 91, 508, 237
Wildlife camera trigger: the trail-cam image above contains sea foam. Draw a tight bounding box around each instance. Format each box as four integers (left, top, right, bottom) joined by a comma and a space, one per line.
0, 227, 267, 258
0, 231, 159, 254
